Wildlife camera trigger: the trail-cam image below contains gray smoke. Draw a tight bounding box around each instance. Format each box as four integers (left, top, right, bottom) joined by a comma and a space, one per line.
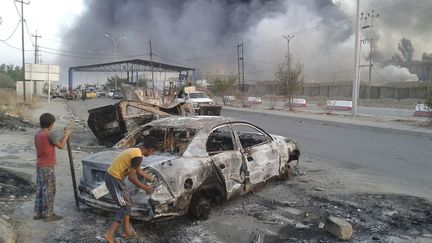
57, 0, 431, 84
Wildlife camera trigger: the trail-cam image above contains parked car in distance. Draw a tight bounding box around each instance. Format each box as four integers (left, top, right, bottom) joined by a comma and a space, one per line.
112, 90, 123, 99
85, 90, 97, 99
107, 90, 116, 98
78, 116, 300, 221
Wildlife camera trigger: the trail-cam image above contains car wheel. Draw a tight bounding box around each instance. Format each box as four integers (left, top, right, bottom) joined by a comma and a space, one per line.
189, 195, 210, 220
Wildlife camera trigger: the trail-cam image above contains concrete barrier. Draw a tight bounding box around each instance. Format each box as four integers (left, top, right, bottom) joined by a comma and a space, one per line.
326, 100, 352, 111
293, 98, 307, 108
224, 96, 236, 101
413, 104, 432, 117
247, 97, 262, 104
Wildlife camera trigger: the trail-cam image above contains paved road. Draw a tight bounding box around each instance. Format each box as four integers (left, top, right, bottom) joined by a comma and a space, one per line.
259, 100, 416, 118
68, 97, 432, 198
221, 109, 432, 198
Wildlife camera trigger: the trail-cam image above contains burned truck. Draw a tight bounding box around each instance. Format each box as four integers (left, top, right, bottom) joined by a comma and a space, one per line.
78, 116, 300, 221
87, 100, 192, 146
176, 86, 222, 115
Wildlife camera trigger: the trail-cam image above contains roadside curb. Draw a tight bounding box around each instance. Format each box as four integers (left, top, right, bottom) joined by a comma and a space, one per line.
0, 218, 17, 243
222, 106, 432, 139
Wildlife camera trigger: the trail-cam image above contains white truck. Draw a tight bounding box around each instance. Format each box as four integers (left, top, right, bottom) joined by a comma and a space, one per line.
176, 86, 222, 115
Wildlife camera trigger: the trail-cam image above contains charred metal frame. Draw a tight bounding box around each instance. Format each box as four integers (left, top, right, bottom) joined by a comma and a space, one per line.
68, 59, 195, 90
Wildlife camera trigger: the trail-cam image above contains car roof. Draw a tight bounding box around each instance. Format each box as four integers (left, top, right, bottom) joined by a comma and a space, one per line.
147, 116, 246, 130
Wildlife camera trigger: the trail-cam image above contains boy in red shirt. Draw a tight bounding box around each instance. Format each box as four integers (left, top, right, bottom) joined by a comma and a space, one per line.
34, 113, 71, 222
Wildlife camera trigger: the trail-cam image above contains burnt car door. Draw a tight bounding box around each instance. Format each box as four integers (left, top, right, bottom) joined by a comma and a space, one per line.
232, 123, 279, 184
206, 124, 246, 199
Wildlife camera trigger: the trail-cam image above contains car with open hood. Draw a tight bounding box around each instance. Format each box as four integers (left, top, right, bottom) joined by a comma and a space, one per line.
78, 116, 300, 220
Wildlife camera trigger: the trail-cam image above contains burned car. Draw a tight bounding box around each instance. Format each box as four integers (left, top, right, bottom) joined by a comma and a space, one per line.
78, 116, 300, 220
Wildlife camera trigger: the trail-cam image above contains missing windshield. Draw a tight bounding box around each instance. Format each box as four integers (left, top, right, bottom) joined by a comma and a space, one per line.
138, 127, 197, 155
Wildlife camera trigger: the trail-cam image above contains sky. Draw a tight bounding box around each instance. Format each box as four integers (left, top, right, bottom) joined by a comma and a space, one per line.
0, 0, 84, 65
1, 0, 432, 86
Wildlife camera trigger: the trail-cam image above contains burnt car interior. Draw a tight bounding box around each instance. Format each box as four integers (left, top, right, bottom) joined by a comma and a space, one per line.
233, 125, 269, 149
136, 126, 197, 154
206, 127, 235, 153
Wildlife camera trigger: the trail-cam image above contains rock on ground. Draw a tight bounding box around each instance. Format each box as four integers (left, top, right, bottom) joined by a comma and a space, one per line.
325, 216, 353, 241
0, 218, 17, 243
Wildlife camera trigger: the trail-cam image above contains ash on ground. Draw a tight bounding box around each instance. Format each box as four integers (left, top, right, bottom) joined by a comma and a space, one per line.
43, 180, 432, 243
0, 114, 34, 130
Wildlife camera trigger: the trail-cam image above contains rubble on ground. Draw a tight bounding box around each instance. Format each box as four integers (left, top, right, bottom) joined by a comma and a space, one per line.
0, 114, 34, 131
0, 167, 35, 199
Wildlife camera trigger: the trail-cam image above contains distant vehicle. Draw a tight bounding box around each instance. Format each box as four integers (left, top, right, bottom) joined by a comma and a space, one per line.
112, 90, 123, 99
107, 90, 116, 98
66, 90, 77, 100
96, 90, 106, 97
86, 90, 98, 99
176, 86, 222, 115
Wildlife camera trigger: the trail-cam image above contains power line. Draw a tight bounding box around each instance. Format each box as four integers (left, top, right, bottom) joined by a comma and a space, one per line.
372, 66, 392, 83
0, 38, 33, 53
12, 0, 22, 18
303, 67, 353, 74
0, 20, 21, 42
24, 20, 34, 46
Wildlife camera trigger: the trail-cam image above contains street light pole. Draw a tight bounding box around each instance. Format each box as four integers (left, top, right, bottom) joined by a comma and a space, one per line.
88, 50, 104, 86
105, 34, 127, 89
352, 0, 361, 116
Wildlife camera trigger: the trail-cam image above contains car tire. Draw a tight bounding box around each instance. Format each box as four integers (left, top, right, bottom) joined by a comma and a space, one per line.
189, 195, 210, 220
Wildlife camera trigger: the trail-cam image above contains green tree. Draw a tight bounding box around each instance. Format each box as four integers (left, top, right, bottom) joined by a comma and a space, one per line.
106, 75, 123, 89
392, 37, 414, 64
210, 75, 236, 104
0, 64, 22, 88
421, 53, 432, 61
275, 54, 304, 111
0, 73, 15, 88
426, 86, 432, 125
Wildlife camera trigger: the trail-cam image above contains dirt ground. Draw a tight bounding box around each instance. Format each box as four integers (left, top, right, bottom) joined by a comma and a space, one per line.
0, 98, 431, 243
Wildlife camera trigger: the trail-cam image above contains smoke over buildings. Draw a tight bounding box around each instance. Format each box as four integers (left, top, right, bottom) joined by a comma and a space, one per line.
58, 0, 432, 83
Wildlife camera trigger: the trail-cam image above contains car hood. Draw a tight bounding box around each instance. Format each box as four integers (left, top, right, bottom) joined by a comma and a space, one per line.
189, 98, 213, 103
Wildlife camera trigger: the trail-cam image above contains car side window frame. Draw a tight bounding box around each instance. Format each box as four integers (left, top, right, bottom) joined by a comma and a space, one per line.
231, 122, 273, 150
206, 124, 238, 155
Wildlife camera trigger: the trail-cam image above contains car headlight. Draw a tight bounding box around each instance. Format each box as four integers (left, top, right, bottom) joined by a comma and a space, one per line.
193, 103, 199, 108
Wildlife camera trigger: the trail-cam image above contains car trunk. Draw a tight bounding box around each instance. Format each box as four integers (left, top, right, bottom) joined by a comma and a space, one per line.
81, 151, 179, 198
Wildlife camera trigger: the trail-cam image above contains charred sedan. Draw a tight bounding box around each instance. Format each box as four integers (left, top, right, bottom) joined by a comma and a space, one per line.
78, 116, 300, 220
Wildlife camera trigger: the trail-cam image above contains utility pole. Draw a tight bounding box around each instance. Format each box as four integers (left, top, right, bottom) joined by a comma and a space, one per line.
352, 0, 361, 116
283, 34, 295, 84
16, 0, 29, 101
149, 38, 155, 90
241, 43, 244, 90
32, 31, 41, 64
237, 43, 244, 93
361, 10, 379, 98
283, 34, 295, 110
237, 43, 240, 91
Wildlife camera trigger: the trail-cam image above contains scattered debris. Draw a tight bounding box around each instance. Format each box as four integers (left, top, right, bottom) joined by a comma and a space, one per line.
314, 187, 325, 191
0, 114, 34, 130
87, 100, 192, 146
0, 167, 35, 199
325, 216, 353, 241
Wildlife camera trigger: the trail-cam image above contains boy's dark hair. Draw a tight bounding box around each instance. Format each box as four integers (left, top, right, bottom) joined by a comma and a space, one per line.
39, 113, 55, 128
137, 136, 158, 149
